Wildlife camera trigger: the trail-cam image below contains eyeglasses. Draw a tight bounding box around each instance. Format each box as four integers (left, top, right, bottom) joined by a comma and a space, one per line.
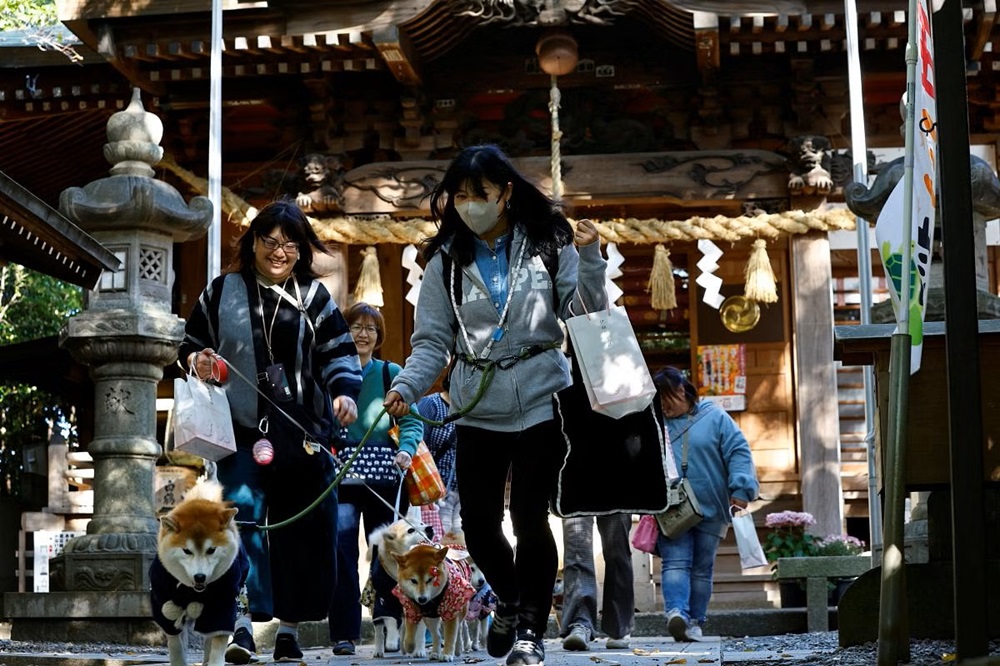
260, 235, 299, 253
350, 324, 379, 335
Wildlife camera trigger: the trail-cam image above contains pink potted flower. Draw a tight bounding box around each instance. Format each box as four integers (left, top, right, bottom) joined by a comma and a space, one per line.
762, 510, 819, 563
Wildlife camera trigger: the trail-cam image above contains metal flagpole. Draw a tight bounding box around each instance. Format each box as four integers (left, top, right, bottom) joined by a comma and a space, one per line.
207, 0, 223, 279
843, 0, 881, 550
877, 0, 917, 662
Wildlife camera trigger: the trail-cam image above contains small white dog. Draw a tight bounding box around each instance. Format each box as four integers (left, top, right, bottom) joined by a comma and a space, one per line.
463, 557, 498, 652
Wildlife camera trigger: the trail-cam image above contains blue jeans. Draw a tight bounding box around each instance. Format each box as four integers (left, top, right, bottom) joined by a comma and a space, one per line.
561, 513, 634, 639
656, 528, 722, 625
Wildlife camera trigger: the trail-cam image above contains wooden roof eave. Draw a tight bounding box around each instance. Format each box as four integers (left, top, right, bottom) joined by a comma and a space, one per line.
159, 150, 857, 247
0, 170, 121, 289
337, 150, 792, 215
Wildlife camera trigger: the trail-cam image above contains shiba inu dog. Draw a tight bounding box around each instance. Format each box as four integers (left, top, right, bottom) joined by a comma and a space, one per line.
366, 518, 434, 657
392, 544, 476, 662
441, 530, 495, 654
149, 480, 248, 666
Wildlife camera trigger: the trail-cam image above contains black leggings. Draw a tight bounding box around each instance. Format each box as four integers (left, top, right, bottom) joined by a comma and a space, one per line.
456, 420, 563, 636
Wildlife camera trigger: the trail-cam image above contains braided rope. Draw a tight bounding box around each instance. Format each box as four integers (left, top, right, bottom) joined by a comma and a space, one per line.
297, 208, 857, 245
550, 75, 563, 203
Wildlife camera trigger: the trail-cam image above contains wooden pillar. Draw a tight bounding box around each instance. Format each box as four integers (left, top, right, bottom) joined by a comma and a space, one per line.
314, 245, 349, 309
791, 231, 843, 537
378, 244, 406, 364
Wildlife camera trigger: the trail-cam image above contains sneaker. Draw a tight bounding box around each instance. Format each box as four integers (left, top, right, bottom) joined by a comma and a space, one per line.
686, 625, 703, 642
666, 609, 688, 643
272, 634, 303, 662
487, 601, 519, 657
506, 630, 545, 666
562, 625, 590, 651
605, 635, 631, 649
225, 627, 257, 664
332, 640, 356, 656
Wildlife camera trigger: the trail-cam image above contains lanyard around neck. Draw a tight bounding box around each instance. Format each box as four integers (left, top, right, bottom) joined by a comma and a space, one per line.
256, 277, 303, 362
451, 239, 526, 361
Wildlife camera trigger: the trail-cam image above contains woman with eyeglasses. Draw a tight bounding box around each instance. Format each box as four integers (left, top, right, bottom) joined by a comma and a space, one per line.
327, 301, 423, 657
180, 199, 362, 664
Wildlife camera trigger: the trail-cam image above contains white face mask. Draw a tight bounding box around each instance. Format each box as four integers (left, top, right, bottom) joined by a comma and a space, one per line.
455, 198, 502, 235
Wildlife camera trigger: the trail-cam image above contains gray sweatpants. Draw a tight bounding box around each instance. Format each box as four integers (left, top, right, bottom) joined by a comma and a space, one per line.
560, 514, 635, 640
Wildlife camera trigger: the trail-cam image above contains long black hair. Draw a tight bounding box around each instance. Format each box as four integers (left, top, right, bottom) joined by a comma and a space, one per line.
228, 199, 330, 278
422, 144, 573, 265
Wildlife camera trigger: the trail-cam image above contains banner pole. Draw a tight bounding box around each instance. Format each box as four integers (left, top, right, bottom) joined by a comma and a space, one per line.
843, 0, 882, 549
877, 0, 918, 663
207, 0, 223, 280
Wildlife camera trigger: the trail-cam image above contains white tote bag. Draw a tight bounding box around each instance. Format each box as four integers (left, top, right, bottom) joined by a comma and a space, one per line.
565, 305, 656, 419
172, 372, 237, 461
731, 506, 769, 569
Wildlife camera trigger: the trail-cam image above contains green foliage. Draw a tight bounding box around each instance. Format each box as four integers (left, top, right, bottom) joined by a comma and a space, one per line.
0, 384, 75, 499
762, 510, 819, 564
0, 266, 82, 498
0, 0, 58, 31
0, 266, 82, 344
763, 528, 819, 561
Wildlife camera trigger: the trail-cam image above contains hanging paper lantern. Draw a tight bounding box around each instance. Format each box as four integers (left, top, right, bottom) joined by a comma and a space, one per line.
647, 244, 677, 311
744, 239, 778, 304
353, 246, 384, 307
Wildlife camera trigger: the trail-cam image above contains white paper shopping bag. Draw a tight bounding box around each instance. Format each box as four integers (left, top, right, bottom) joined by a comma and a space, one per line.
565, 305, 656, 419
731, 506, 769, 569
172, 372, 237, 461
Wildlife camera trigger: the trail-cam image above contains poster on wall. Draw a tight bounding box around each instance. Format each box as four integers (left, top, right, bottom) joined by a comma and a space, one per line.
696, 344, 747, 411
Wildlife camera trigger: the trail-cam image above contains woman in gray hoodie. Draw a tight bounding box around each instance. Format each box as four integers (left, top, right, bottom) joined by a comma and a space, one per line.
384, 144, 606, 666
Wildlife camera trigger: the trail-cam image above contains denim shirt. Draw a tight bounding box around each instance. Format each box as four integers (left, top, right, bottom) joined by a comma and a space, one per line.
473, 233, 511, 315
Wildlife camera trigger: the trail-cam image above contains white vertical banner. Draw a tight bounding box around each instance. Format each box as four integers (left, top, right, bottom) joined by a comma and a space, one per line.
875, 0, 937, 373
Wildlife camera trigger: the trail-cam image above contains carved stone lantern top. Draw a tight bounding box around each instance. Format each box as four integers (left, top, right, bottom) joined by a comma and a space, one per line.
59, 88, 212, 243
104, 87, 164, 178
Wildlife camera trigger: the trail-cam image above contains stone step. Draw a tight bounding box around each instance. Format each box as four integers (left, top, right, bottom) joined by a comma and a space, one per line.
252, 609, 822, 651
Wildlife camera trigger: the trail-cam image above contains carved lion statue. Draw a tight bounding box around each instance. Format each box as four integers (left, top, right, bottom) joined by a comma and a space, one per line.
786, 135, 833, 196
296, 153, 347, 213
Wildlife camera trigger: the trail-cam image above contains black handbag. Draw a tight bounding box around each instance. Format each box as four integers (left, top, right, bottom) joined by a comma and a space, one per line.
551, 360, 672, 517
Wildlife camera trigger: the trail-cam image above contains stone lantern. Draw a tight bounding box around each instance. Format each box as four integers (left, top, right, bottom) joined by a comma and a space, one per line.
7, 88, 213, 640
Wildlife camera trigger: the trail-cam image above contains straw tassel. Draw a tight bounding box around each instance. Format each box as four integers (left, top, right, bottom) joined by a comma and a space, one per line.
648, 244, 677, 311
744, 239, 778, 304
353, 246, 384, 307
